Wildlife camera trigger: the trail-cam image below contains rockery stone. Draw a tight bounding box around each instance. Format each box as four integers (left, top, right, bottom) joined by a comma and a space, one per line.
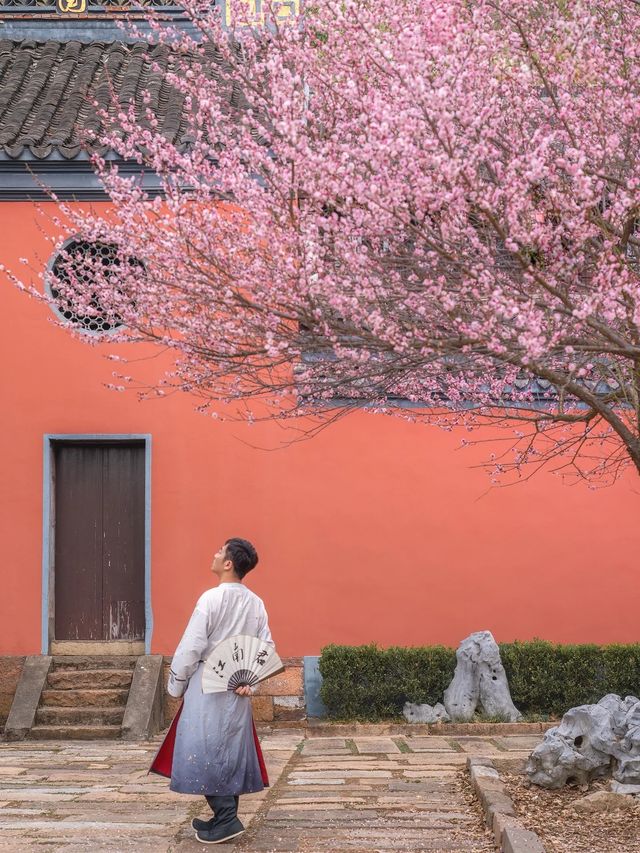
526, 694, 640, 789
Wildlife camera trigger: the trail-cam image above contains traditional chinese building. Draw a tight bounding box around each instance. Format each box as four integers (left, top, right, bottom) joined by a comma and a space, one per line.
1, 3, 639, 736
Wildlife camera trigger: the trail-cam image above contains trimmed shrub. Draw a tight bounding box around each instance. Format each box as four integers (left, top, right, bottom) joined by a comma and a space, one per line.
319, 643, 455, 721
319, 641, 640, 720
499, 640, 602, 715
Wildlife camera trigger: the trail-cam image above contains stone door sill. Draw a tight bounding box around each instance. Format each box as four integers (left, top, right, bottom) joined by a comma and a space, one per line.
50, 641, 145, 656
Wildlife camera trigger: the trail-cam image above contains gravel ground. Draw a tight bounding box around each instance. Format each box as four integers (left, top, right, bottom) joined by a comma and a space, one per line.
501, 771, 640, 853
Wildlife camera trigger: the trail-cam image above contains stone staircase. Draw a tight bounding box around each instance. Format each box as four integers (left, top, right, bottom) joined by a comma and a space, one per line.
29, 656, 137, 739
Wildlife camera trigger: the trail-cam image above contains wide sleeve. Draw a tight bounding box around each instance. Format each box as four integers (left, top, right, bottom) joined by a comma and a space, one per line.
167, 595, 217, 698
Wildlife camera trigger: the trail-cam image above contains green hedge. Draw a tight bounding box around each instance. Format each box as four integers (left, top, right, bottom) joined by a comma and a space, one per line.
318, 641, 640, 721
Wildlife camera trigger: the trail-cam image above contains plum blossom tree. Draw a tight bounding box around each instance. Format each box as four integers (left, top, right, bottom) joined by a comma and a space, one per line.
39, 0, 640, 483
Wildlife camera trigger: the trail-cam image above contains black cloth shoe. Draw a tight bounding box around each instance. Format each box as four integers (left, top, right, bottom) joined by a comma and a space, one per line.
195, 796, 245, 845
193, 795, 240, 833
195, 819, 245, 845
191, 815, 216, 833
192, 794, 240, 834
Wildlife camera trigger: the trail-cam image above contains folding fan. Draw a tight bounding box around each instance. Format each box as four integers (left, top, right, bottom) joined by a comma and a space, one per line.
202, 635, 284, 693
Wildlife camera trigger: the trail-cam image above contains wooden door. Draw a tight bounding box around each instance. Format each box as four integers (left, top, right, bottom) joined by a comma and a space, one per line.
54, 442, 145, 641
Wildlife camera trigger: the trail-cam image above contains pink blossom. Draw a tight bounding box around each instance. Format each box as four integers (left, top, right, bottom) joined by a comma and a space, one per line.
21, 0, 640, 485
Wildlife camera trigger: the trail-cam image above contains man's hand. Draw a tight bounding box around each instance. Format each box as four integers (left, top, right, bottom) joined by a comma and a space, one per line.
234, 685, 253, 696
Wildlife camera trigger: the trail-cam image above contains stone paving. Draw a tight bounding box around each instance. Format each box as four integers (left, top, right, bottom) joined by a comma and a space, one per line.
0, 731, 541, 851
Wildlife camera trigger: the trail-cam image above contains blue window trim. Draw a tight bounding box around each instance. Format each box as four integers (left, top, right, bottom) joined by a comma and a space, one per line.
42, 433, 153, 654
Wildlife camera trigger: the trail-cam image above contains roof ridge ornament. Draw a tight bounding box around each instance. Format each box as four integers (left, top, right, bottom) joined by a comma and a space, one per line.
57, 0, 87, 12
56, 0, 87, 15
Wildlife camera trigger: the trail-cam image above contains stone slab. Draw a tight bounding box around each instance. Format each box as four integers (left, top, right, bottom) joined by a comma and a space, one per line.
480, 789, 517, 821
502, 825, 546, 853
0, 820, 167, 830
492, 811, 523, 839
276, 796, 367, 805
376, 796, 462, 806
301, 737, 348, 754
402, 737, 456, 752
494, 736, 543, 752
404, 753, 468, 765
290, 769, 393, 778
4, 656, 51, 741
402, 770, 458, 778
121, 655, 164, 741
453, 738, 500, 754
352, 737, 401, 754
258, 734, 304, 750
298, 760, 399, 770
45, 842, 170, 853
470, 765, 500, 782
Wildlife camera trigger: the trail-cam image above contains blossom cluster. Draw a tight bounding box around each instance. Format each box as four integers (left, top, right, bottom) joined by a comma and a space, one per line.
43, 0, 640, 482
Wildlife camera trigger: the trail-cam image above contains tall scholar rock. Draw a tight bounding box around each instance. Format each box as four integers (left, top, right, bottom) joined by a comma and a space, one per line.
526, 694, 640, 790
443, 631, 522, 722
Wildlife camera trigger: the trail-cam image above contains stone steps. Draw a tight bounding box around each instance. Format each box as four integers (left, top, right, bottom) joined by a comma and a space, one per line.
51, 655, 138, 671
36, 706, 126, 726
47, 669, 133, 690
41, 688, 130, 707
28, 656, 137, 740
29, 725, 122, 740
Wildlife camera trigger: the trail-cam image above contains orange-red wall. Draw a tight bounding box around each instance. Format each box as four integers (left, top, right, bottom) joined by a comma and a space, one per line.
1, 202, 639, 657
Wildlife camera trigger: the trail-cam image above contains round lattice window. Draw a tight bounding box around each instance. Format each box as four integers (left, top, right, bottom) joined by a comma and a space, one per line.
47, 239, 141, 333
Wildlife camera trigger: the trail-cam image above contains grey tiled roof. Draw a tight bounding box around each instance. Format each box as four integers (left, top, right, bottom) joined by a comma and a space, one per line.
0, 39, 189, 159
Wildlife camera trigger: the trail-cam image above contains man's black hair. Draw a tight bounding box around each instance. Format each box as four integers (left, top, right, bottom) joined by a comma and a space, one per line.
225, 537, 259, 580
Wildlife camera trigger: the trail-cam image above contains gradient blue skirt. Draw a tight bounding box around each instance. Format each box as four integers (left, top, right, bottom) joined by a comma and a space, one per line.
168, 662, 266, 796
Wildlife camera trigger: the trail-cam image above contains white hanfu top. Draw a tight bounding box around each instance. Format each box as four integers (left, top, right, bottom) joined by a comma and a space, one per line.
168, 583, 272, 698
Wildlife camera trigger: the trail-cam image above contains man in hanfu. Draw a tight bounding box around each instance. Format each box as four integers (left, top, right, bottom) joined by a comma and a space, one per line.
161, 538, 271, 845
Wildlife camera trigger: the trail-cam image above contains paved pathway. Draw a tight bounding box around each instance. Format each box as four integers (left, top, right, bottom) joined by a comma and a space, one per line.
0, 731, 541, 851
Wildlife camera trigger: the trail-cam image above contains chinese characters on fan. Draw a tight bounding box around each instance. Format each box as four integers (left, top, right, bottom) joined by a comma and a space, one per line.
212, 659, 226, 679
209, 646, 269, 681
